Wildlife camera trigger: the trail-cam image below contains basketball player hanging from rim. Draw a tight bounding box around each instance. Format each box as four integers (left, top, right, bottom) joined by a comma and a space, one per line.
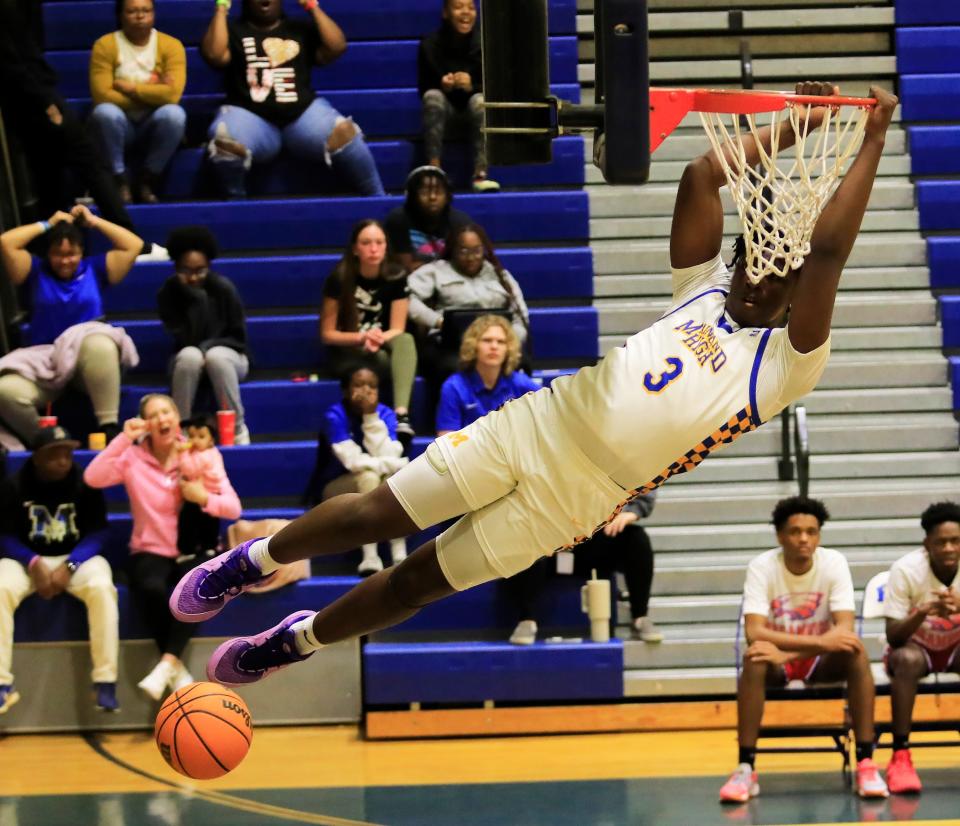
170, 81, 899, 685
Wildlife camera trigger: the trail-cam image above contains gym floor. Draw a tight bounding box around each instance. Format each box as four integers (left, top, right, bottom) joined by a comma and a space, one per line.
3, 727, 960, 825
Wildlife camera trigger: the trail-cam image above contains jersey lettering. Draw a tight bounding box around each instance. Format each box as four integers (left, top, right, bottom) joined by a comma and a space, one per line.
643, 357, 684, 394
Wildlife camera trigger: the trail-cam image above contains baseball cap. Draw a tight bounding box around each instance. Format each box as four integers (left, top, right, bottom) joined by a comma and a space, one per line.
32, 425, 81, 454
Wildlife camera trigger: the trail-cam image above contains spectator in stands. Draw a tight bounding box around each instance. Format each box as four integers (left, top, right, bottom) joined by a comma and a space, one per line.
0, 425, 119, 714
436, 314, 537, 436
719, 496, 887, 804
176, 415, 229, 559
383, 166, 472, 274
321, 220, 417, 440
317, 367, 409, 575
0, 206, 142, 448
418, 0, 497, 193
576, 493, 661, 641
201, 0, 384, 199
409, 222, 530, 391
0, 1, 167, 260
84, 394, 242, 701
882, 501, 960, 795
88, 0, 187, 204
506, 493, 660, 646
157, 226, 251, 445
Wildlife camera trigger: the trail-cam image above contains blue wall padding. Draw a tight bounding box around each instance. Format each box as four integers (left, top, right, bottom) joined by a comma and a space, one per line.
363, 640, 624, 704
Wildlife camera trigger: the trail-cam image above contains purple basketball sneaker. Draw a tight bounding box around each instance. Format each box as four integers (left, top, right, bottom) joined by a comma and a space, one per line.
207, 611, 316, 686
169, 539, 275, 622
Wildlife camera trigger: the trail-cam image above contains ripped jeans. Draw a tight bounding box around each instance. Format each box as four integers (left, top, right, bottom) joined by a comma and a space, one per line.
207, 99, 385, 198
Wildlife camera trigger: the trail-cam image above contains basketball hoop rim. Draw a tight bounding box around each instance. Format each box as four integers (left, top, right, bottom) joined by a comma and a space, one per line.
688, 88, 877, 114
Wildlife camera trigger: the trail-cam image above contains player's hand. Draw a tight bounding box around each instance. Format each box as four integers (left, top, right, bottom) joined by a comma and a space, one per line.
29, 560, 58, 600
123, 417, 148, 442
602, 511, 638, 537
180, 478, 209, 507
49, 562, 72, 595
70, 203, 97, 228
817, 625, 864, 654
793, 81, 839, 131
453, 71, 472, 91
46, 103, 63, 126
745, 640, 791, 665
864, 85, 897, 142
934, 588, 960, 617
441, 73, 456, 92
48, 210, 74, 226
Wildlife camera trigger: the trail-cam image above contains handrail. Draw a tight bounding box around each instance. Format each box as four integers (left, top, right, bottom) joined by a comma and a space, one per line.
778, 406, 794, 481
793, 404, 810, 499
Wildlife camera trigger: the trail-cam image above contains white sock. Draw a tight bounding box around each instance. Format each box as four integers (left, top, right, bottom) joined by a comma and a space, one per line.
247, 537, 282, 575
361, 544, 379, 561
290, 613, 324, 655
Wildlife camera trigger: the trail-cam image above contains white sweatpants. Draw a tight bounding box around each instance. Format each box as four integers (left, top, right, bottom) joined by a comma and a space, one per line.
0, 555, 119, 684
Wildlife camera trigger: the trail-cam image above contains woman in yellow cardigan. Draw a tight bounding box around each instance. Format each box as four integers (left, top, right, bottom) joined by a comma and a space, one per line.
88, 0, 187, 204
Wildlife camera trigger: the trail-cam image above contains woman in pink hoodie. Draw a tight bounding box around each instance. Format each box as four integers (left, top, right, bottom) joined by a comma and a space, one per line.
84, 393, 241, 701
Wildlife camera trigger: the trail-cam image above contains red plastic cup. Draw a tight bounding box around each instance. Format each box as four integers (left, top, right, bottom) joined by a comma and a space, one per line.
217, 410, 236, 446
38, 415, 58, 428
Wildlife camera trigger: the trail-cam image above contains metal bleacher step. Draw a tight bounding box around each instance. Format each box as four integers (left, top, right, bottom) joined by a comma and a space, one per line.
624, 665, 736, 697
648, 517, 922, 553
600, 324, 941, 354
655, 449, 960, 487
587, 178, 915, 218
595, 266, 932, 298
801, 385, 952, 415
590, 207, 918, 240
648, 476, 960, 526
579, 55, 896, 85
652, 547, 915, 595
595, 290, 936, 335
590, 233, 927, 274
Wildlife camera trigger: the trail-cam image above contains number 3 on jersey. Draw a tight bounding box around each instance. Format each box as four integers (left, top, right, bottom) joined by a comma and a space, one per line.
643, 357, 684, 394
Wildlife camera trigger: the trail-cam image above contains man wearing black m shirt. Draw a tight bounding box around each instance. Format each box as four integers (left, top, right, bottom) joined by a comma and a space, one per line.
0, 426, 119, 713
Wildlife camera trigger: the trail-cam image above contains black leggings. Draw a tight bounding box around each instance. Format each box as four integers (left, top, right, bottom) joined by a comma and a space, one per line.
128, 552, 203, 659
574, 525, 655, 619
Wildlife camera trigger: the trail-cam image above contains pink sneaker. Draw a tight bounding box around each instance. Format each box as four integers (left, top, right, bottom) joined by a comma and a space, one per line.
886, 749, 922, 794
719, 763, 759, 803
856, 757, 889, 798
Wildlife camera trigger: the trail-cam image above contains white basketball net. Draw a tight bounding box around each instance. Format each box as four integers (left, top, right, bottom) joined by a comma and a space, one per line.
699, 102, 870, 283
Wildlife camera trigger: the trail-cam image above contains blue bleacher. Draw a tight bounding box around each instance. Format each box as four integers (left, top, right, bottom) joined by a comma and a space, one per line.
908, 126, 960, 176
928, 237, 960, 288
113, 306, 597, 373
895, 0, 960, 26
105, 192, 589, 251
108, 246, 594, 312
49, 39, 579, 97
900, 75, 960, 122
896, 27, 960, 73
938, 296, 960, 347
66, 83, 582, 143
14, 0, 599, 713
158, 136, 586, 197
918, 181, 960, 231
44, 0, 578, 50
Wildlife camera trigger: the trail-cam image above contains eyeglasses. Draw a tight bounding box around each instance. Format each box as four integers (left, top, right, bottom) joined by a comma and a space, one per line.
457, 246, 485, 259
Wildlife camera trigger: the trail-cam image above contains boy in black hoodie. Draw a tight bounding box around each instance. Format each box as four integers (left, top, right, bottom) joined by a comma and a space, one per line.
0, 426, 119, 713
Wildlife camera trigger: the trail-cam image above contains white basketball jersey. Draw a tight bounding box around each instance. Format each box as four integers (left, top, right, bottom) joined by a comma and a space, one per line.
551, 255, 830, 491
